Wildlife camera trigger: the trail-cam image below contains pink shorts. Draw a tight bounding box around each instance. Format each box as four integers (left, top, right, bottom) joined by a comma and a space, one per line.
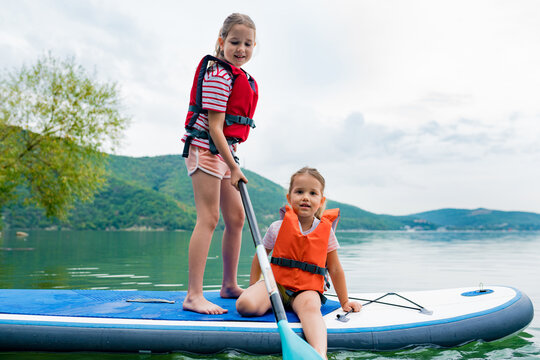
184, 146, 231, 179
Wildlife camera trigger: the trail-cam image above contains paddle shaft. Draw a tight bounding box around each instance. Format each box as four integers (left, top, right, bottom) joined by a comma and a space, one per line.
238, 181, 287, 322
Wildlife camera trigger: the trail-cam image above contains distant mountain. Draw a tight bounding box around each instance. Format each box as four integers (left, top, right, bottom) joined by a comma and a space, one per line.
3, 154, 540, 231
410, 208, 540, 231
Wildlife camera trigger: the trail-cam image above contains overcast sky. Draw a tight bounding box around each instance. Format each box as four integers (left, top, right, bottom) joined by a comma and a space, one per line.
2, 0, 540, 215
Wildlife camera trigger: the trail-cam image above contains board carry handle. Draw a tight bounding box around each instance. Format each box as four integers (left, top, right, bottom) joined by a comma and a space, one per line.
238, 180, 323, 360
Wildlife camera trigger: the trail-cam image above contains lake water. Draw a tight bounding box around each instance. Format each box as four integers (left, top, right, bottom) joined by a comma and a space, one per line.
1, 229, 539, 359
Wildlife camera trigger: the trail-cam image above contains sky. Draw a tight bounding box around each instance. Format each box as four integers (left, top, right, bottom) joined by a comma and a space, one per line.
2, 0, 540, 215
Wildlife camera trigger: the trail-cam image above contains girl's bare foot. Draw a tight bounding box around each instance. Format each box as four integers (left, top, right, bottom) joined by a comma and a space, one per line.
183, 294, 227, 315
220, 285, 244, 299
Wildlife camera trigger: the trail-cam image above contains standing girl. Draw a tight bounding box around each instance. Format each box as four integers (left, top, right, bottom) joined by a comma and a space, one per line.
236, 167, 362, 359
181, 13, 258, 315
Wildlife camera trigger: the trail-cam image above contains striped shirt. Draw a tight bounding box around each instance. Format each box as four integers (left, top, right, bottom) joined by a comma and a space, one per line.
262, 218, 340, 253
182, 63, 233, 151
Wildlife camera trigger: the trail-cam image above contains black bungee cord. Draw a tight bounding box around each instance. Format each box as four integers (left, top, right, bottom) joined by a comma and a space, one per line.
328, 292, 433, 322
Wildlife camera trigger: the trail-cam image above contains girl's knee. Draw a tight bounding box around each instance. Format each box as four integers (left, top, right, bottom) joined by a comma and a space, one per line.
236, 287, 268, 317
197, 212, 220, 230
236, 296, 260, 316
236, 210, 245, 226
224, 208, 244, 230
299, 302, 321, 315
293, 292, 322, 313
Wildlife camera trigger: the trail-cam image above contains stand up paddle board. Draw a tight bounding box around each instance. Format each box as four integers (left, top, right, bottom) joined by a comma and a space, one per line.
0, 285, 533, 353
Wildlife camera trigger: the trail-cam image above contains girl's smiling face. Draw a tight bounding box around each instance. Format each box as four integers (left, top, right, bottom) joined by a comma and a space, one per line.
287, 173, 326, 227
219, 24, 255, 68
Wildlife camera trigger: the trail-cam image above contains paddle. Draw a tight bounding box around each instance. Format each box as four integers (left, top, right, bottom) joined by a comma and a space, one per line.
238, 181, 323, 360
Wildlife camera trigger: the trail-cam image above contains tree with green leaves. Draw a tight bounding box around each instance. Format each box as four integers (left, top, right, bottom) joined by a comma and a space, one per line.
0, 53, 130, 224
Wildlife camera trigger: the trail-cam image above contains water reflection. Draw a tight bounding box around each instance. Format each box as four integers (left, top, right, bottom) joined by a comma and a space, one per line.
0, 230, 256, 291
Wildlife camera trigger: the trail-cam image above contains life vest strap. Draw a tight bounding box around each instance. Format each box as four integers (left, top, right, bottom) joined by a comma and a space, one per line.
225, 114, 256, 128
182, 129, 211, 158
182, 128, 240, 158
188, 105, 256, 128
271, 257, 327, 276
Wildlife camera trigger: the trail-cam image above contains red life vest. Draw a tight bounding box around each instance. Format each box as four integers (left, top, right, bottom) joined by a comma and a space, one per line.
271, 206, 340, 294
182, 55, 258, 158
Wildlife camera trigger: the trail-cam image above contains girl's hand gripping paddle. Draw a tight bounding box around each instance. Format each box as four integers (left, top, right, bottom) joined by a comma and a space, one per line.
238, 181, 323, 360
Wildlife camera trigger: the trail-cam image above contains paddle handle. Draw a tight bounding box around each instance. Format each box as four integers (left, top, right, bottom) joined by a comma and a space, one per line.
238, 181, 287, 323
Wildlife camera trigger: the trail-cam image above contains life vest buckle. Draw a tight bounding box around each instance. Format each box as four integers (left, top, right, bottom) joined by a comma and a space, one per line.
270, 257, 326, 276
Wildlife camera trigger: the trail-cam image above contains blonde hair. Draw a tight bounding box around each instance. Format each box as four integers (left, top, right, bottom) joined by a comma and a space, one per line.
288, 167, 326, 219
214, 13, 256, 59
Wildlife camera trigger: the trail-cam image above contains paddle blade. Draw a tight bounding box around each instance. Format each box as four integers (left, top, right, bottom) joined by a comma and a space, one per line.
277, 320, 323, 360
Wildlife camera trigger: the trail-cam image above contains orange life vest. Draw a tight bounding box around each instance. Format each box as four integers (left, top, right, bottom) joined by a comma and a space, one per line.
270, 205, 340, 294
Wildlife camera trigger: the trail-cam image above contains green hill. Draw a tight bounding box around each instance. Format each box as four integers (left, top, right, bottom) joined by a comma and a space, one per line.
411, 208, 540, 230
2, 154, 395, 230
3, 154, 540, 231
